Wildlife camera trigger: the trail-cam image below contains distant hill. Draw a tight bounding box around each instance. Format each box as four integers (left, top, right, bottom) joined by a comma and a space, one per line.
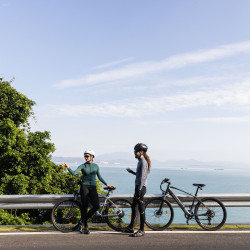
52, 156, 84, 164
52, 152, 135, 165
52, 153, 250, 169
97, 152, 135, 164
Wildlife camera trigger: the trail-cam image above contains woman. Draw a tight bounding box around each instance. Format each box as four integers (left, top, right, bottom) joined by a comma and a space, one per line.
61, 149, 115, 234
124, 143, 151, 237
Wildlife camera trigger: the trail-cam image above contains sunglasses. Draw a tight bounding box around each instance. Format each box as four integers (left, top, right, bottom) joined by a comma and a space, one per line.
84, 155, 91, 158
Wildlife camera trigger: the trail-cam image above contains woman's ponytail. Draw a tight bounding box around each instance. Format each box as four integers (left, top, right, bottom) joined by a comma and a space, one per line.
144, 152, 151, 173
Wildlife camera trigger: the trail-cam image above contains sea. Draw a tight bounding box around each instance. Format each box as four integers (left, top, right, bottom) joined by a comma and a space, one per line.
68, 163, 250, 224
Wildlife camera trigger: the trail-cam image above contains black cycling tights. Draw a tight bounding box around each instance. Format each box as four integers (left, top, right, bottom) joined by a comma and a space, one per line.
129, 186, 146, 231
80, 184, 100, 227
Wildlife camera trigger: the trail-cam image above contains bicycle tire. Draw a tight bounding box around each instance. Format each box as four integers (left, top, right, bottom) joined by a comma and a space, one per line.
145, 198, 174, 230
195, 197, 227, 231
51, 199, 82, 232
105, 199, 132, 231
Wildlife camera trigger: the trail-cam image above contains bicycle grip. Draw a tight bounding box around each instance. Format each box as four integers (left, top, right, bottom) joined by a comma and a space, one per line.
162, 178, 170, 183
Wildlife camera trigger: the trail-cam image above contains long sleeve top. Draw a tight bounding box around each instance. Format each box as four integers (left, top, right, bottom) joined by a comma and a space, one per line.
67, 162, 107, 186
134, 157, 148, 190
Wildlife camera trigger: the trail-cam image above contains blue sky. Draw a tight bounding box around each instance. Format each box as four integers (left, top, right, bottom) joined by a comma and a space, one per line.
1, 0, 250, 163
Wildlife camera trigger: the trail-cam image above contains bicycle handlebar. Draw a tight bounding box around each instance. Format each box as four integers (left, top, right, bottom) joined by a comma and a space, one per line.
104, 186, 116, 191
160, 178, 170, 192
161, 178, 170, 184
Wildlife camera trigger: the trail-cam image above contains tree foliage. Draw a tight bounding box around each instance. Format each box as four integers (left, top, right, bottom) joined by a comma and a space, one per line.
0, 79, 35, 127
0, 79, 104, 224
0, 79, 78, 195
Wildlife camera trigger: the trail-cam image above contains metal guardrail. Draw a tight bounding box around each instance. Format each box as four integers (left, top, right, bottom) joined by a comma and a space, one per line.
0, 193, 250, 209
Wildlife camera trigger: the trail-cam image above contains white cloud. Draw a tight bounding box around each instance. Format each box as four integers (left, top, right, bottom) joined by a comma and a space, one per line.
193, 116, 250, 123
88, 73, 250, 96
54, 40, 250, 89
93, 57, 135, 70
50, 80, 250, 118
121, 74, 249, 92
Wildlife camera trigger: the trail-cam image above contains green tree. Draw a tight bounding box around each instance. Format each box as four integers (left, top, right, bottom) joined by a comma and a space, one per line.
0, 78, 103, 224
0, 79, 76, 195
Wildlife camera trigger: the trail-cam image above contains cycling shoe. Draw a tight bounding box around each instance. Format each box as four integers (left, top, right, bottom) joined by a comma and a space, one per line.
123, 227, 134, 233
131, 230, 145, 237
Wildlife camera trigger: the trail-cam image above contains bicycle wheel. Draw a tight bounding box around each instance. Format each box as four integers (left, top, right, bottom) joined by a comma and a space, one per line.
195, 198, 227, 231
51, 199, 82, 232
105, 199, 132, 231
145, 198, 174, 230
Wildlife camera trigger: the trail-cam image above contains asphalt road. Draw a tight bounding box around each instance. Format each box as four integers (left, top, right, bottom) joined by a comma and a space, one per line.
0, 231, 250, 250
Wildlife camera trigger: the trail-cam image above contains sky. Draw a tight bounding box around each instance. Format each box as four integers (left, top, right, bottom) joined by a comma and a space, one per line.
1, 0, 250, 163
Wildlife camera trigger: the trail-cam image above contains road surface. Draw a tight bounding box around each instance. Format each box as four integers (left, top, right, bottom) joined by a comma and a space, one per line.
0, 230, 250, 249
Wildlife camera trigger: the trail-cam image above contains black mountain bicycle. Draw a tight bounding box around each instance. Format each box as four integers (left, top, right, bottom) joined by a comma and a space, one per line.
145, 178, 227, 231
51, 182, 132, 232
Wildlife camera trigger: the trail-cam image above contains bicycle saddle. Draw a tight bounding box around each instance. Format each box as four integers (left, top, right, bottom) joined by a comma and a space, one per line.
193, 183, 206, 187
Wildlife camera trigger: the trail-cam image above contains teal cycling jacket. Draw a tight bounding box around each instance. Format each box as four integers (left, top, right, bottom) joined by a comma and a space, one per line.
68, 162, 107, 186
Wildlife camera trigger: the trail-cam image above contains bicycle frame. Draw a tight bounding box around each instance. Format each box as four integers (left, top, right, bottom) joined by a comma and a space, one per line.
162, 181, 207, 220
73, 187, 123, 218
96, 194, 123, 218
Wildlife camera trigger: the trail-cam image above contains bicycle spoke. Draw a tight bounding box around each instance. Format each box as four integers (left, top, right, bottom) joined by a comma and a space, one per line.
105, 199, 132, 231
145, 198, 174, 230
52, 200, 81, 232
195, 198, 227, 230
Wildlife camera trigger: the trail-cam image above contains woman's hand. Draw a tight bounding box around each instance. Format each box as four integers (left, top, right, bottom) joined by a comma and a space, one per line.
126, 168, 136, 175
60, 163, 69, 169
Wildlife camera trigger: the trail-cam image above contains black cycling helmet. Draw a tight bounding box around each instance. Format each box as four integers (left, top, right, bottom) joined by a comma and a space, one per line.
134, 143, 148, 152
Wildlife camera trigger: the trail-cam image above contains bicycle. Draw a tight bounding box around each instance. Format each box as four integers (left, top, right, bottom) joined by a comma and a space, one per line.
145, 178, 227, 231
51, 182, 132, 232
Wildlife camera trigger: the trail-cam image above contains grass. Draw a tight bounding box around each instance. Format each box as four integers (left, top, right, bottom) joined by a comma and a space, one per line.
168, 225, 250, 230
0, 224, 250, 232
0, 226, 55, 232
